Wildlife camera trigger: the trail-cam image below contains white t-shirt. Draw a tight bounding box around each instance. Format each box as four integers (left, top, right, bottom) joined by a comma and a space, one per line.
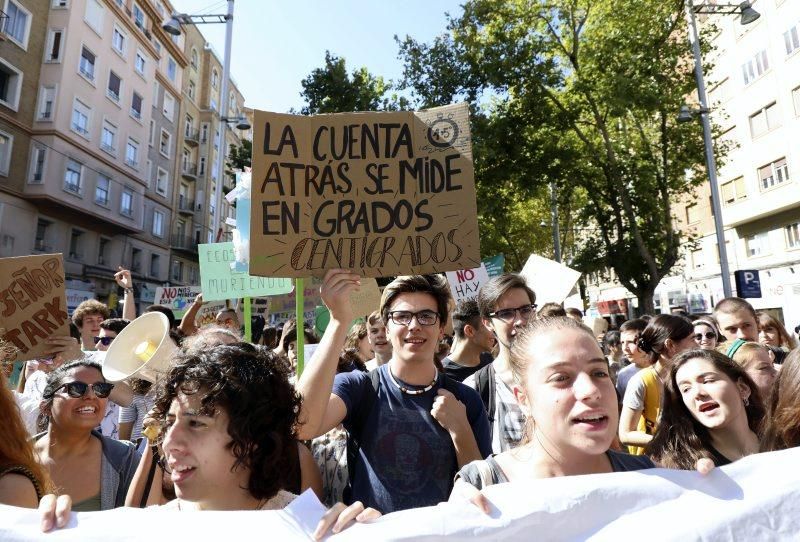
12, 390, 41, 435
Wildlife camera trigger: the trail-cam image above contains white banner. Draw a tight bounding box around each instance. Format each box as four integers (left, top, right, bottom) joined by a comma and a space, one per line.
2, 449, 799, 540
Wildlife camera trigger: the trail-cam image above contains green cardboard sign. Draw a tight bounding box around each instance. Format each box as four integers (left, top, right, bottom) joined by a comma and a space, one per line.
198, 242, 293, 301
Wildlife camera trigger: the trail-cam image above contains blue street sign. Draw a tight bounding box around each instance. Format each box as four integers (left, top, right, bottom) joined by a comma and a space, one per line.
734, 270, 762, 299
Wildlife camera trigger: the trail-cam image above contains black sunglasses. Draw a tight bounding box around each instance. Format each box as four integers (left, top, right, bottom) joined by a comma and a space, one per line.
694, 332, 716, 341
56, 381, 115, 399
94, 336, 114, 346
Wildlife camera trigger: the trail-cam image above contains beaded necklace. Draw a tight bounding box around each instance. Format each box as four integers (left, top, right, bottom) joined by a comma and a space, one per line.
387, 367, 438, 395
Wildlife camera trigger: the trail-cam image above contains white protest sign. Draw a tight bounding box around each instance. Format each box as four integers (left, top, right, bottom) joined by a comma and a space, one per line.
445, 263, 490, 303
3, 449, 800, 541
519, 254, 582, 305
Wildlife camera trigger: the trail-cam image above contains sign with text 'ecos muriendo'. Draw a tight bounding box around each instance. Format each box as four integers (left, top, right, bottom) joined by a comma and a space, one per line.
198, 242, 293, 301
249, 103, 481, 278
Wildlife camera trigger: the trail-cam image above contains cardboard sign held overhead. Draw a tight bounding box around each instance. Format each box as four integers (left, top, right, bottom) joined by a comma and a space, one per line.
519, 254, 582, 305
198, 242, 293, 302
249, 103, 481, 278
0, 254, 69, 360
445, 263, 490, 304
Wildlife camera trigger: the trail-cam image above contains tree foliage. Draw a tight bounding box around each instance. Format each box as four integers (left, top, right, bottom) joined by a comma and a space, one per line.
397, 0, 714, 313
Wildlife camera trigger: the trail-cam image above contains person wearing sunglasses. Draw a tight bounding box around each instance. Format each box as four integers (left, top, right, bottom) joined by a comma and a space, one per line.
296, 270, 491, 515
33, 360, 140, 512
462, 273, 537, 453
693, 318, 719, 350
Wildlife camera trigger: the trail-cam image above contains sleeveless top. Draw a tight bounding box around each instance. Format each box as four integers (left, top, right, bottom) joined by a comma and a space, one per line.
457, 450, 656, 490
0, 465, 45, 501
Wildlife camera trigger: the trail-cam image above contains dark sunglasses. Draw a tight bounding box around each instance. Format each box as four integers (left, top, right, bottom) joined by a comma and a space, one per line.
694, 332, 716, 341
56, 381, 115, 399
94, 336, 114, 346
488, 304, 537, 323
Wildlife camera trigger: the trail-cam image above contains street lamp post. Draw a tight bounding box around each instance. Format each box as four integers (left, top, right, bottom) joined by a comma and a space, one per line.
682, 1, 760, 300
163, 0, 250, 243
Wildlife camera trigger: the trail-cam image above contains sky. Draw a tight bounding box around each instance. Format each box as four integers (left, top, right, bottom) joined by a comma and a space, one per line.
169, 0, 465, 113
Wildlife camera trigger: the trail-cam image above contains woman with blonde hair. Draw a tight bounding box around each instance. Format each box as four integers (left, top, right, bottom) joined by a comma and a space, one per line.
719, 339, 777, 401
757, 312, 797, 351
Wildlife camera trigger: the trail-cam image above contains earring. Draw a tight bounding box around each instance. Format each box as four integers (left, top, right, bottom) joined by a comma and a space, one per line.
743, 397, 750, 407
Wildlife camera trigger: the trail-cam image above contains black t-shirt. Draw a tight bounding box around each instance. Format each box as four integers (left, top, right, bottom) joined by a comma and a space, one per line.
442, 352, 494, 382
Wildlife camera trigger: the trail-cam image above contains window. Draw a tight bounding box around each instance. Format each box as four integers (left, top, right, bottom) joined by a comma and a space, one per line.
98, 237, 109, 266
79, 46, 96, 81
149, 254, 160, 277
36, 85, 56, 120
29, 145, 46, 183
71, 99, 91, 138
199, 157, 206, 176
4, 0, 31, 49
749, 102, 779, 137
0, 130, 11, 176
135, 51, 146, 75
189, 265, 198, 285
152, 210, 164, 237
184, 114, 194, 137
0, 58, 23, 110
166, 56, 177, 82
685, 203, 700, 224
211, 69, 219, 88
107, 71, 122, 102
200, 123, 208, 142
159, 129, 171, 158
68, 230, 84, 261
64, 159, 82, 193
191, 48, 198, 69
145, 159, 152, 188
52, 0, 68, 7
154, 40, 162, 57
156, 167, 168, 195
95, 174, 110, 205
787, 222, 800, 249
152, 80, 160, 106
125, 139, 139, 168
182, 148, 191, 171
112, 26, 126, 55
35, 220, 50, 251
130, 91, 143, 120
84, 0, 104, 34
162, 92, 175, 121
759, 158, 790, 190
45, 29, 64, 62
121, 188, 133, 216
741, 50, 769, 85
691, 248, 704, 270
130, 247, 141, 272
785, 23, 800, 56
188, 80, 196, 100
721, 177, 747, 205
793, 86, 800, 117
171, 259, 183, 281
101, 120, 116, 153
132, 3, 145, 29
148, 119, 155, 146
745, 231, 770, 258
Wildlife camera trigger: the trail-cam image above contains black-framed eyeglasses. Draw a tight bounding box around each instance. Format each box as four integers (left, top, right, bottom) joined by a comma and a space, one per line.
388, 310, 440, 326
56, 381, 115, 399
694, 332, 716, 341
488, 304, 537, 323
94, 336, 114, 346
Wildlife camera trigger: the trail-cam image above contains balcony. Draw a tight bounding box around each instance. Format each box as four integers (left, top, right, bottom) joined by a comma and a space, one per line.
178, 197, 195, 215
184, 129, 200, 146
171, 234, 198, 254
181, 163, 197, 180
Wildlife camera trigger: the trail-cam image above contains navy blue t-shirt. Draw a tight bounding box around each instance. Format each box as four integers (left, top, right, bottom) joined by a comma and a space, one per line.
332, 363, 492, 513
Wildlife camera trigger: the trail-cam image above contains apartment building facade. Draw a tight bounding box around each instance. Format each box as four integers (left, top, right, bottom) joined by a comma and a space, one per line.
586, 0, 800, 330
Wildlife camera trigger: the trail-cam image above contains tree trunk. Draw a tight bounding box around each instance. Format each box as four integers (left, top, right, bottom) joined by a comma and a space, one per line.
637, 290, 656, 317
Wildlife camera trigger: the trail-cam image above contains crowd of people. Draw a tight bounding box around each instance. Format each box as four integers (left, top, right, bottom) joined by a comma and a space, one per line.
2, 265, 800, 538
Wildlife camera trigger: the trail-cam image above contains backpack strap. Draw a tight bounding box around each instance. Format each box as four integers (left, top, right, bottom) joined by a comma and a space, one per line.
475, 363, 496, 423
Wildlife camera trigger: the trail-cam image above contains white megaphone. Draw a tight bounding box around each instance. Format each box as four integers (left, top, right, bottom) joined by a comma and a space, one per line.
102, 312, 178, 383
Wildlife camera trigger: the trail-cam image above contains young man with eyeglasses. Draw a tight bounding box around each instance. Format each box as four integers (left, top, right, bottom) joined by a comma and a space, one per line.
296, 270, 491, 514
463, 273, 536, 453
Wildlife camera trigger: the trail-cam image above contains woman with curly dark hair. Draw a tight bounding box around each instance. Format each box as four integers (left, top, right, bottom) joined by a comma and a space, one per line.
647, 349, 764, 469
761, 348, 800, 451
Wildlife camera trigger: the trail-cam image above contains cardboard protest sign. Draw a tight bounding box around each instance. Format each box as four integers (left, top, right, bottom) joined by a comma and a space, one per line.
0, 254, 69, 360
153, 286, 225, 324
198, 242, 293, 302
349, 278, 382, 318
250, 103, 480, 278
445, 263, 490, 304
519, 254, 582, 305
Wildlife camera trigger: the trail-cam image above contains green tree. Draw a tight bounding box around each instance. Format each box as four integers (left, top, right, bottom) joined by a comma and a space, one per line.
398, 0, 718, 313
298, 51, 409, 114
226, 139, 252, 189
